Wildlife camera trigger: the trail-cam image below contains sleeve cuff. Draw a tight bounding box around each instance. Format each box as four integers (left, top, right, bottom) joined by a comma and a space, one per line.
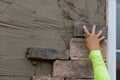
89, 50, 103, 60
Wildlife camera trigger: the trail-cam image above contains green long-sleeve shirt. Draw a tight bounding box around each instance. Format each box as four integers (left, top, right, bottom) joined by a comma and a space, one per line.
89, 50, 110, 80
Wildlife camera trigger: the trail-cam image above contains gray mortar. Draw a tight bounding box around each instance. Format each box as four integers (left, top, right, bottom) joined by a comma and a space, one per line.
0, 0, 106, 80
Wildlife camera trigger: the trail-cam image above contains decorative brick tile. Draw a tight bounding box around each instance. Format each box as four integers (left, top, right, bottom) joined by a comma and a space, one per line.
73, 23, 107, 38
65, 78, 93, 80
70, 38, 106, 60
53, 60, 93, 78
27, 47, 69, 60
32, 76, 64, 80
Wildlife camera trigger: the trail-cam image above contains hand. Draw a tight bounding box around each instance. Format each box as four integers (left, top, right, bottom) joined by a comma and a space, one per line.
83, 25, 105, 52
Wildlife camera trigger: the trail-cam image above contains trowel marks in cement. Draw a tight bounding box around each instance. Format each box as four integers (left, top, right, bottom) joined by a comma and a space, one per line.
0, 0, 106, 79
58, 0, 106, 24
58, 0, 106, 48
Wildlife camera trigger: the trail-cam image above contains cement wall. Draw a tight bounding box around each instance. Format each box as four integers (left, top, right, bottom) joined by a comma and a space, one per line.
0, 0, 106, 80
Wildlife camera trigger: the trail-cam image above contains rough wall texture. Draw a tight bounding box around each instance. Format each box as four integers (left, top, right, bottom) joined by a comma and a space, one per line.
0, 0, 106, 80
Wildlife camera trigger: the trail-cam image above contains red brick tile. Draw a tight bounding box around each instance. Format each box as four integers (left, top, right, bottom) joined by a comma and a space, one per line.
53, 60, 93, 78
32, 76, 64, 80
70, 38, 106, 60
65, 78, 93, 80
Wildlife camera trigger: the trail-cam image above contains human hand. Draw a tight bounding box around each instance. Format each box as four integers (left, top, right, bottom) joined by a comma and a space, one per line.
83, 25, 105, 52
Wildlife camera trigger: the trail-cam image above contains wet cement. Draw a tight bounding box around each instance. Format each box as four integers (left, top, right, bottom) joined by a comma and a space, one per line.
0, 0, 106, 80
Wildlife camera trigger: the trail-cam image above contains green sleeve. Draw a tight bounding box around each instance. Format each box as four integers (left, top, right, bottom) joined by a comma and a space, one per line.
89, 50, 110, 80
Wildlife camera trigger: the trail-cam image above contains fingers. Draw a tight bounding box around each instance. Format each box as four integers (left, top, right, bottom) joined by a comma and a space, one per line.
92, 25, 96, 34
83, 25, 90, 36
97, 30, 102, 38
99, 36, 105, 42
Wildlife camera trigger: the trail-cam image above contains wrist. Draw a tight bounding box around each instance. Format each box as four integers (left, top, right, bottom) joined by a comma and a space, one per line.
89, 50, 102, 60
89, 47, 100, 52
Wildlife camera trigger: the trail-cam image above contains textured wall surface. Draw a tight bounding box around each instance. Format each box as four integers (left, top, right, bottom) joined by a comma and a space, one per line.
0, 0, 106, 80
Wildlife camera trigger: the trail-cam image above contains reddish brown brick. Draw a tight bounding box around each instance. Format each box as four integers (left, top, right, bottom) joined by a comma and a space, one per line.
65, 78, 93, 80
53, 60, 93, 78
70, 38, 106, 60
32, 76, 64, 80
70, 38, 88, 60
100, 40, 107, 59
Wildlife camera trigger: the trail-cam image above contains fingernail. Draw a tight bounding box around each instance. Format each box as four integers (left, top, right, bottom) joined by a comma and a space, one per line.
83, 25, 86, 28
93, 24, 96, 27
100, 30, 102, 33
102, 36, 105, 38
